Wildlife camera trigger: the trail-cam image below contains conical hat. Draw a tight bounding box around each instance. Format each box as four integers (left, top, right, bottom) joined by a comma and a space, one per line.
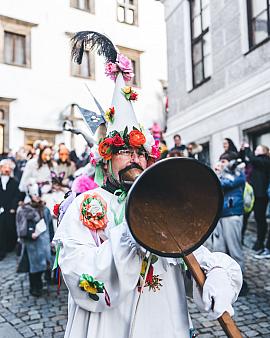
106, 73, 139, 135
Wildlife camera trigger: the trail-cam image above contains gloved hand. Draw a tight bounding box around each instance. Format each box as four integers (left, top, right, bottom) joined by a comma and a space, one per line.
193, 267, 235, 320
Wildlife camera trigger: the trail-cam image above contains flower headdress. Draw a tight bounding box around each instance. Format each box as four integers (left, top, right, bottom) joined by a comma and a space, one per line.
71, 31, 160, 183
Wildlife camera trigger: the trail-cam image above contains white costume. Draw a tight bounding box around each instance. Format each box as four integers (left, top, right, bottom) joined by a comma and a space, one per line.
54, 187, 242, 338
55, 32, 242, 338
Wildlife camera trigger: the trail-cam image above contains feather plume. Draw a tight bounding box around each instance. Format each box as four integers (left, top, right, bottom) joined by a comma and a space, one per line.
71, 31, 117, 65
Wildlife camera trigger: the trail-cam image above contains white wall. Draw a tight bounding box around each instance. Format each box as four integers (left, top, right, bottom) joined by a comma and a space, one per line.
0, 0, 167, 151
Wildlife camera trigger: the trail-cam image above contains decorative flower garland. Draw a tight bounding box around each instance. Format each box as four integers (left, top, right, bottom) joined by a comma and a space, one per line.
121, 86, 138, 101
80, 193, 108, 231
138, 255, 162, 292
98, 127, 147, 161
79, 274, 104, 301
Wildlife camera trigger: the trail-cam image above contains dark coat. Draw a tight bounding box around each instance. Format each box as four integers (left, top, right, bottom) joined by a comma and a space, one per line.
0, 177, 21, 255
239, 148, 270, 197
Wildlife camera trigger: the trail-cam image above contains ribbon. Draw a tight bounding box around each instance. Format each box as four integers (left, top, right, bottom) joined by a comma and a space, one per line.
94, 163, 104, 187
110, 188, 127, 226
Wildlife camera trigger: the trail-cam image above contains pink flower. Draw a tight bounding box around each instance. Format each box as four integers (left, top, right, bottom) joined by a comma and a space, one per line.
89, 152, 97, 166
105, 62, 118, 81
151, 140, 161, 159
105, 54, 134, 82
116, 54, 134, 82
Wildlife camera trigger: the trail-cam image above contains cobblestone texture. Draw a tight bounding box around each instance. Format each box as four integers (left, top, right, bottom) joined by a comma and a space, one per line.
0, 226, 269, 337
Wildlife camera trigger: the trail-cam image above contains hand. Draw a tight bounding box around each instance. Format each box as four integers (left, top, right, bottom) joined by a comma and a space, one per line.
193, 268, 235, 320
9, 209, 15, 214
32, 233, 38, 240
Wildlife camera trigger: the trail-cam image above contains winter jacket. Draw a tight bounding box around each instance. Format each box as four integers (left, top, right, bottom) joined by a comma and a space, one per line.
220, 171, 246, 217
239, 148, 270, 198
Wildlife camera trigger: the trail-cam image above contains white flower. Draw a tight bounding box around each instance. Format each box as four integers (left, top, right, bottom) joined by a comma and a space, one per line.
88, 199, 102, 216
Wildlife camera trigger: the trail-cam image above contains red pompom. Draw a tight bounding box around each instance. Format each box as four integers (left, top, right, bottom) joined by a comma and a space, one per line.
53, 203, 60, 217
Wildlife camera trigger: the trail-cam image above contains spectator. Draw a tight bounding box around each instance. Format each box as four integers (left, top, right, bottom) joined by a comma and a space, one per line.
222, 138, 238, 154
167, 149, 185, 158
239, 144, 270, 258
187, 142, 204, 162
209, 151, 247, 295
55, 145, 76, 187
14, 147, 28, 182
170, 134, 186, 152
42, 172, 69, 232
16, 181, 54, 297
0, 159, 22, 260
150, 122, 162, 141
19, 146, 56, 195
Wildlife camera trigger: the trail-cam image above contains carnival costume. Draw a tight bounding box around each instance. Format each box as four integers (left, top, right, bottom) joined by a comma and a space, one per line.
53, 32, 242, 338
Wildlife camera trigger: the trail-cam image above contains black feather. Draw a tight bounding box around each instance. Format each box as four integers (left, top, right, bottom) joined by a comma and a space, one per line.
71, 31, 117, 65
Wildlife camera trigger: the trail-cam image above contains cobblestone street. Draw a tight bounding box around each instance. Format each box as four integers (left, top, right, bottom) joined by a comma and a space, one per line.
0, 227, 269, 338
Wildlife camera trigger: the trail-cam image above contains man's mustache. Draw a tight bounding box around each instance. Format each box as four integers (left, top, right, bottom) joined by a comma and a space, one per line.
118, 163, 144, 179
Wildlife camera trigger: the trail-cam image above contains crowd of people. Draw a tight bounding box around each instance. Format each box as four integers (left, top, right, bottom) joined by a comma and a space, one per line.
0, 140, 96, 296
0, 132, 269, 299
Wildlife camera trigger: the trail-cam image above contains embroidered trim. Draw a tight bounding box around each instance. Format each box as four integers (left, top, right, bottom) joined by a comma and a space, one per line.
138, 255, 162, 292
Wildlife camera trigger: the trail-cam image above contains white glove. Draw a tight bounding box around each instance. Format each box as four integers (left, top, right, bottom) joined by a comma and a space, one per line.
193, 268, 235, 320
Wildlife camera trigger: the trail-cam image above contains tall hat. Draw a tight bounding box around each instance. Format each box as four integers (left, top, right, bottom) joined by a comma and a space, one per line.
71, 32, 160, 184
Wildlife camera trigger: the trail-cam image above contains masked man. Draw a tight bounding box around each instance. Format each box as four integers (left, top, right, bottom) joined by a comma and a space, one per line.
54, 32, 242, 338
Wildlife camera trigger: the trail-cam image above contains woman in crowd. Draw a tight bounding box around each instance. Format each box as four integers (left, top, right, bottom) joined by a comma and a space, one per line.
16, 180, 54, 297
222, 138, 238, 155
19, 146, 56, 195
55, 145, 76, 187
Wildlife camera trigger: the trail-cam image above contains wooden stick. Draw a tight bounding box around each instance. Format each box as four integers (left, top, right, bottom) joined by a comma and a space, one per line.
184, 253, 243, 338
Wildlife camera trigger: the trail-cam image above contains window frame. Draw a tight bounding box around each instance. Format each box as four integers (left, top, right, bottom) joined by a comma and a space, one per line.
116, 0, 138, 26
70, 49, 95, 80
189, 0, 211, 89
0, 15, 37, 68
246, 0, 270, 51
70, 0, 95, 14
0, 98, 15, 154
117, 46, 142, 87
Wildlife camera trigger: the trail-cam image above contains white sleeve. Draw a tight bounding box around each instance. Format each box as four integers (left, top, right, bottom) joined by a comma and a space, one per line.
56, 197, 142, 313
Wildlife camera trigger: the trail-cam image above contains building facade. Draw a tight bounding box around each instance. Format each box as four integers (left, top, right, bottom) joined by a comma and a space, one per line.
0, 0, 167, 154
162, 0, 270, 164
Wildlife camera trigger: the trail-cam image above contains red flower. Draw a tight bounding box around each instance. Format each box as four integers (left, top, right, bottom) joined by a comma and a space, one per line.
98, 139, 113, 160
129, 130, 146, 147
145, 265, 154, 284
112, 134, 125, 147
130, 92, 138, 101
53, 203, 60, 217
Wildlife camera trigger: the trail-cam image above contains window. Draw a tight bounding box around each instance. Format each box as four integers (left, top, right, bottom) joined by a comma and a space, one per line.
117, 46, 142, 87
4, 32, 26, 66
189, 0, 211, 88
247, 0, 270, 49
71, 50, 95, 79
0, 15, 37, 68
117, 0, 138, 25
70, 0, 95, 13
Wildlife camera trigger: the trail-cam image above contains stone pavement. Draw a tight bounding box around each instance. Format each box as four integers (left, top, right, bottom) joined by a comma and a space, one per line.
0, 227, 269, 337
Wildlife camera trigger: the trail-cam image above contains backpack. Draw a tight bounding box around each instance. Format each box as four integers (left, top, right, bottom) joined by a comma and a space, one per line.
243, 182, 255, 213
